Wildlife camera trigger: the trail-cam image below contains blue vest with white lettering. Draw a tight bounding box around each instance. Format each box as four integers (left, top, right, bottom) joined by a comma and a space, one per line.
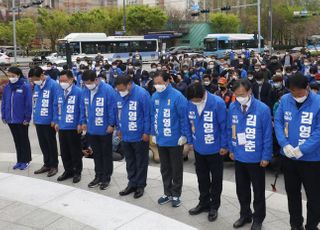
151, 84, 191, 147
227, 97, 273, 163
80, 81, 116, 135
187, 93, 227, 155
33, 76, 59, 125
116, 83, 151, 142
53, 85, 82, 130
274, 92, 320, 161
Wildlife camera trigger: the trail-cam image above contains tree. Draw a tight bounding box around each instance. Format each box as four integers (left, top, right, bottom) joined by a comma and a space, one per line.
15, 18, 37, 54
126, 5, 167, 35
37, 8, 70, 51
209, 13, 241, 33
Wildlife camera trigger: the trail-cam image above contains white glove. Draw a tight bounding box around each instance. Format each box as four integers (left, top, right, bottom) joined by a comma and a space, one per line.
178, 136, 187, 146
283, 145, 295, 158
293, 147, 303, 159
151, 135, 157, 144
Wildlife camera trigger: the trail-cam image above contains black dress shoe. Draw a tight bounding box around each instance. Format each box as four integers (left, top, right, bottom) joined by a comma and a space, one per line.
119, 186, 136, 196
208, 209, 218, 222
47, 168, 58, 177
34, 165, 50, 174
73, 174, 81, 183
57, 172, 73, 181
188, 204, 210, 215
233, 217, 252, 228
88, 177, 100, 188
291, 226, 304, 230
251, 222, 262, 230
100, 181, 110, 190
134, 188, 144, 199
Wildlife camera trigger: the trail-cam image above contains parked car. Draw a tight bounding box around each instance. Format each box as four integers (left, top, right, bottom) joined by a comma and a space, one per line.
0, 53, 11, 66
4, 46, 24, 57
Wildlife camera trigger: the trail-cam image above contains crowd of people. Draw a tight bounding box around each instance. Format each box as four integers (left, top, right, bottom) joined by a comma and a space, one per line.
1, 49, 320, 230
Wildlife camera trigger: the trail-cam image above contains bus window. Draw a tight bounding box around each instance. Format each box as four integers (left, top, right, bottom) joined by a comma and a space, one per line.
218, 40, 231, 50
81, 42, 98, 54
204, 39, 217, 51
117, 42, 129, 53
70, 42, 80, 54
96, 42, 108, 53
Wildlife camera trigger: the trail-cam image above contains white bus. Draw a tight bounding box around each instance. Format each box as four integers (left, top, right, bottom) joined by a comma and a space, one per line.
203, 33, 264, 58
57, 33, 159, 63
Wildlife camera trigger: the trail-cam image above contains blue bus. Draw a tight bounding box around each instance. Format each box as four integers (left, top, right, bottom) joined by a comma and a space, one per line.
57, 33, 159, 63
203, 33, 264, 58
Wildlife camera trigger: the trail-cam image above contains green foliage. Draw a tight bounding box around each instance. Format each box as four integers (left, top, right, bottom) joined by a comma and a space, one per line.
37, 8, 70, 51
126, 5, 168, 35
209, 13, 241, 33
15, 18, 37, 50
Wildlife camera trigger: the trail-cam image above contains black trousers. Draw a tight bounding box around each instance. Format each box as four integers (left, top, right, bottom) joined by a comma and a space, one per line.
158, 145, 184, 197
194, 151, 223, 210
121, 141, 149, 188
282, 156, 320, 230
35, 124, 58, 168
58, 130, 83, 175
235, 161, 266, 223
8, 124, 32, 163
88, 134, 113, 183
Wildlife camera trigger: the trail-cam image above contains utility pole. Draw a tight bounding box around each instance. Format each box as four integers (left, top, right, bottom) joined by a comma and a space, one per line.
123, 0, 126, 33
12, 0, 17, 64
257, 0, 261, 52
269, 0, 273, 54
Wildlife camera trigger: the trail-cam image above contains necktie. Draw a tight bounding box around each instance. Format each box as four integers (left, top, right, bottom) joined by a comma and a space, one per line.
64, 90, 68, 98
242, 105, 247, 113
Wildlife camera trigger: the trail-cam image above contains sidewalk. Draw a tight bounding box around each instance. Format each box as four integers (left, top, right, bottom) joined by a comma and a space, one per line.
0, 152, 300, 230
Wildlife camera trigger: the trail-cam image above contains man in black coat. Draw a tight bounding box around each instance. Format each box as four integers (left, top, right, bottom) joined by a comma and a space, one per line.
252, 72, 273, 110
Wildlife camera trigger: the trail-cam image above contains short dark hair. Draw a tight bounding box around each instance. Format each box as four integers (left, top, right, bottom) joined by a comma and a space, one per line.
232, 79, 252, 92
153, 71, 170, 82
31, 66, 44, 78
47, 62, 52, 66
8, 66, 23, 77
287, 72, 308, 90
114, 75, 132, 86
186, 82, 205, 100
82, 70, 97, 82
60, 70, 73, 79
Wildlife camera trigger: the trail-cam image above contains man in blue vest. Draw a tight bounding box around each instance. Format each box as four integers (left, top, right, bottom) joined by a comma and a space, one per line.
274, 72, 320, 230
151, 71, 191, 208
227, 79, 272, 230
115, 76, 151, 199
31, 67, 59, 177
186, 83, 228, 222
80, 70, 116, 190
53, 70, 83, 184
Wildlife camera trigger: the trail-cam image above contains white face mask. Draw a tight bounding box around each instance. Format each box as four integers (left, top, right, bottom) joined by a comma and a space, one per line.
256, 80, 264, 85
119, 90, 129, 97
248, 76, 254, 80
274, 82, 282, 88
208, 65, 214, 69
154, 84, 166, 93
236, 96, 249, 105
86, 83, 96, 91
9, 77, 19, 84
294, 95, 307, 103
203, 81, 210, 86
100, 78, 106, 83
60, 82, 70, 90
34, 80, 42, 86
151, 68, 157, 72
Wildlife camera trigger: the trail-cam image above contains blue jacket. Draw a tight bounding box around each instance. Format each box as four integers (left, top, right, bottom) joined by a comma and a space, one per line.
116, 83, 151, 142
1, 78, 32, 124
53, 85, 82, 130
274, 92, 320, 161
227, 97, 273, 163
109, 68, 123, 87
187, 92, 227, 155
151, 84, 191, 147
33, 76, 59, 125
80, 81, 116, 135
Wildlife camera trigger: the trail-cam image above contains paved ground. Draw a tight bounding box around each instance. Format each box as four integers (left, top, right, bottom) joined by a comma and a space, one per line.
0, 154, 295, 230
